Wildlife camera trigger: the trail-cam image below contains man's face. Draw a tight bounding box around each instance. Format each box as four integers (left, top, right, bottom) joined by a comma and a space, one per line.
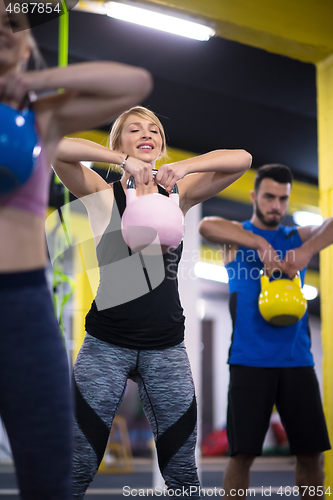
251, 178, 291, 228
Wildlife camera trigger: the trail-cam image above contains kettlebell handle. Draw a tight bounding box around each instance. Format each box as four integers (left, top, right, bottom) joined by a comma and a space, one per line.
18, 91, 38, 113
260, 267, 301, 280
126, 169, 179, 206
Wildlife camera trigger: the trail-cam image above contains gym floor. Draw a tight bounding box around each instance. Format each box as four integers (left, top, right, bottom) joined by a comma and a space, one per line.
0, 456, 298, 499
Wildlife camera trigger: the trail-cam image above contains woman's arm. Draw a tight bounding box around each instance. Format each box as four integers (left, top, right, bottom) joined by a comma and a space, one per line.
155, 149, 252, 215
54, 138, 154, 198
0, 61, 152, 140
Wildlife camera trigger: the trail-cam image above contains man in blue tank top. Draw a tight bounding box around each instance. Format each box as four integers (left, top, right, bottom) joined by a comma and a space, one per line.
199, 164, 333, 500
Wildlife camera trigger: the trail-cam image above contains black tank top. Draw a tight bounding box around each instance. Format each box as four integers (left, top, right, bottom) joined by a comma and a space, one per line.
85, 181, 185, 349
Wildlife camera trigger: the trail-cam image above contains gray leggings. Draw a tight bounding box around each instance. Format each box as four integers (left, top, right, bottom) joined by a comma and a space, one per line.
73, 334, 200, 498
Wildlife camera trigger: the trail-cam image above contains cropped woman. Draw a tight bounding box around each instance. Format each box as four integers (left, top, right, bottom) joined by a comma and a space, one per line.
54, 105, 252, 499
0, 5, 152, 499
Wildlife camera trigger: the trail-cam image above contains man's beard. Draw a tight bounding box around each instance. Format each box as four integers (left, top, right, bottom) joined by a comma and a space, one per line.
255, 204, 283, 228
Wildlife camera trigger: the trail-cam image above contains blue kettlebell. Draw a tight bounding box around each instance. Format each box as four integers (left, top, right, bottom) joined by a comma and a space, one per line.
0, 102, 41, 195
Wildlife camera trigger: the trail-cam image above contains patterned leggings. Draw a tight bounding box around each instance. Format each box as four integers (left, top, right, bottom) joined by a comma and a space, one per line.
73, 334, 201, 499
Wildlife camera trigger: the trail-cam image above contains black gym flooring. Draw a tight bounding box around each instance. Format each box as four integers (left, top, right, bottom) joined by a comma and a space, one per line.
0, 457, 300, 499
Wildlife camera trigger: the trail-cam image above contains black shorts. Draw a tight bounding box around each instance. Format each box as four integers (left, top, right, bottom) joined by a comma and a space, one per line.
227, 365, 331, 456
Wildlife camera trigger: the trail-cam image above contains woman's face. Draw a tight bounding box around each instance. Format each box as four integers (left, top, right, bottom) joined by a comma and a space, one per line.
0, 4, 30, 75
119, 114, 163, 164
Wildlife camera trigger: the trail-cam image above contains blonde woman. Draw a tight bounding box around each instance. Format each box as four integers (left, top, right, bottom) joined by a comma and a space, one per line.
54, 105, 252, 498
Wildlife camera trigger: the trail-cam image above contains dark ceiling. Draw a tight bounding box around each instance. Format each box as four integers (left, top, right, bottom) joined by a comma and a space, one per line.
32, 8, 318, 186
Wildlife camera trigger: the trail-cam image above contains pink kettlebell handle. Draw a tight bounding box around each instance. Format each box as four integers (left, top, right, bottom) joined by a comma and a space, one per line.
126, 170, 179, 206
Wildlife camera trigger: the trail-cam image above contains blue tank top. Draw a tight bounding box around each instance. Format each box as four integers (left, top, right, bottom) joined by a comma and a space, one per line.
225, 221, 313, 367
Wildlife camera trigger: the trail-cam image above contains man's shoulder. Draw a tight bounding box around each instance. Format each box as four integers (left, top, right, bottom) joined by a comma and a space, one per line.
241, 219, 252, 229
279, 225, 300, 238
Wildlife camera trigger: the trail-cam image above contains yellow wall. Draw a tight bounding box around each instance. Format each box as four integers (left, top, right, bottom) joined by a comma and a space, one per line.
72, 267, 94, 361
317, 52, 333, 485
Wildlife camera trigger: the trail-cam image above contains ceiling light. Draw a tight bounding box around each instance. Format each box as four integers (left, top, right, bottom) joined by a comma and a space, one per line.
293, 211, 323, 227
106, 2, 215, 41
194, 262, 229, 283
302, 284, 318, 301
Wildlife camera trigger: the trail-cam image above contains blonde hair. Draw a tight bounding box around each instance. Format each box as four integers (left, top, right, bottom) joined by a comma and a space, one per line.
110, 106, 167, 160
9, 10, 45, 72
20, 33, 45, 71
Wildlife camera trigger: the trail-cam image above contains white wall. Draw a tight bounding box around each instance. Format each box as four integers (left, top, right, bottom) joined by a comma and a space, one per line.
200, 295, 232, 430
309, 314, 323, 390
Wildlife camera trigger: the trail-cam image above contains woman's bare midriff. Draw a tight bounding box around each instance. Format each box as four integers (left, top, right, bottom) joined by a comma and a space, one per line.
0, 207, 47, 272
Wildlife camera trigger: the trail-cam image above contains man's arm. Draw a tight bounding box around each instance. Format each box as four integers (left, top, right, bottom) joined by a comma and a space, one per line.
283, 217, 333, 277
199, 217, 282, 273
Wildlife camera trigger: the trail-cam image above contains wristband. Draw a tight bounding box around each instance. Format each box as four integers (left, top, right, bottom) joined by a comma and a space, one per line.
120, 154, 129, 169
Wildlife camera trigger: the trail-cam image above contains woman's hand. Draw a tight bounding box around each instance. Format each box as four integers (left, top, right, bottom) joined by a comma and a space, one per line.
0, 71, 37, 107
1, 62, 153, 140
123, 157, 154, 187
155, 162, 188, 192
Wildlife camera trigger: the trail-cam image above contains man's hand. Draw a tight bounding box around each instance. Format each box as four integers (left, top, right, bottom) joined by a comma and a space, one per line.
281, 247, 312, 278
257, 239, 283, 277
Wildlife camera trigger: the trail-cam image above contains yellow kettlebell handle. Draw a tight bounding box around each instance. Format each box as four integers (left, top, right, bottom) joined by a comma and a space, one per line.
292, 272, 302, 288
260, 268, 302, 290
260, 267, 270, 290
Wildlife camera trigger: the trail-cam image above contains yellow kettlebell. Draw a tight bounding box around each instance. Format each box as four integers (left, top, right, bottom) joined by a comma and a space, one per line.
258, 271, 307, 326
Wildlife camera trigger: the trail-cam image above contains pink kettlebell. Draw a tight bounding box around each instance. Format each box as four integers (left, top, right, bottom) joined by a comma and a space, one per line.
121, 171, 185, 254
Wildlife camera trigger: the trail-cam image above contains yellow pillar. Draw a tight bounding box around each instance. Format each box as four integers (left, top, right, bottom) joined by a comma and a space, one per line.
72, 246, 94, 362
317, 52, 333, 487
